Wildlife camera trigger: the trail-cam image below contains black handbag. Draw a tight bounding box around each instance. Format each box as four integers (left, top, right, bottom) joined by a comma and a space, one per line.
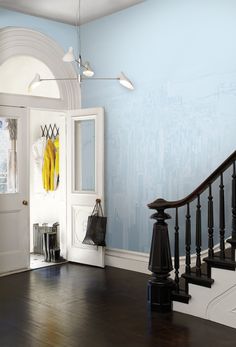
82, 199, 107, 247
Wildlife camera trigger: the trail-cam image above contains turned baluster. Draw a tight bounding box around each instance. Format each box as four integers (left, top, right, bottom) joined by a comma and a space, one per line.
174, 207, 180, 292
232, 162, 236, 242
208, 184, 214, 258
219, 173, 225, 259
228, 162, 236, 260
185, 203, 191, 275
196, 195, 202, 276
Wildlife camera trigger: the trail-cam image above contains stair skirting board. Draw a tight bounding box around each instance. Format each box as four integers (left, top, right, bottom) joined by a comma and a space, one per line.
105, 243, 231, 277
173, 266, 236, 329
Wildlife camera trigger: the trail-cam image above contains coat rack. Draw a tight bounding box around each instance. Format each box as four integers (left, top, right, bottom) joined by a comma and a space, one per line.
41, 124, 59, 139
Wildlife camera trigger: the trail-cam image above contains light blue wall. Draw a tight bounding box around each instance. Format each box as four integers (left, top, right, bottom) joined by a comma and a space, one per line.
0, 8, 76, 51
81, 0, 236, 253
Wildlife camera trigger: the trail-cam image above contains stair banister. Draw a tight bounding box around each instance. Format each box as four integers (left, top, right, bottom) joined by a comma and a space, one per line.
147, 150, 236, 312
148, 150, 236, 210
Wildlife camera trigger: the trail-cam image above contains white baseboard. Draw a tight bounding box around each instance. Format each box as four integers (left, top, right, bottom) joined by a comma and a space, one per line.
104, 247, 207, 276
105, 243, 228, 275
105, 248, 151, 274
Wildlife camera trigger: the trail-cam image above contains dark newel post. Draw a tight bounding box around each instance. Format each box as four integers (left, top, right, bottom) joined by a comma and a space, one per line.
208, 184, 214, 258
147, 199, 175, 312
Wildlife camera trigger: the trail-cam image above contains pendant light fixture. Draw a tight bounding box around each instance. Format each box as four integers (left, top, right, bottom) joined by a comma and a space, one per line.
28, 0, 134, 92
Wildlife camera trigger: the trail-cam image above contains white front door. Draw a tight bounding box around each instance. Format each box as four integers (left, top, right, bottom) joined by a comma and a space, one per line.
0, 106, 29, 274
67, 108, 105, 267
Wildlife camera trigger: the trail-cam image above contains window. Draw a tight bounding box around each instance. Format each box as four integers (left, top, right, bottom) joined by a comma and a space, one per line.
0, 55, 60, 98
0, 118, 18, 194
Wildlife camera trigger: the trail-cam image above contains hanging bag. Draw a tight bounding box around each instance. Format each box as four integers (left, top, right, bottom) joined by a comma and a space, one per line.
82, 199, 107, 246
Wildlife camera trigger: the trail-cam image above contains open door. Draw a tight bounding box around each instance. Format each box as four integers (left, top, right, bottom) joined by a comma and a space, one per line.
29, 109, 67, 259
0, 106, 29, 274
67, 107, 105, 267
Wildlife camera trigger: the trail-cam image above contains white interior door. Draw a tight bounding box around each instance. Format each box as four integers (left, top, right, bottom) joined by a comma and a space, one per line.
67, 107, 105, 267
0, 106, 29, 274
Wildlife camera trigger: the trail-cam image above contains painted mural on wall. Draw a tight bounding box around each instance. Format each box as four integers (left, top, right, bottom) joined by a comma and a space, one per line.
81, 0, 236, 254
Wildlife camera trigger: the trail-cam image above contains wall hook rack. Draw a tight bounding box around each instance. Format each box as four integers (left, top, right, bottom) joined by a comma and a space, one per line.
41, 124, 59, 139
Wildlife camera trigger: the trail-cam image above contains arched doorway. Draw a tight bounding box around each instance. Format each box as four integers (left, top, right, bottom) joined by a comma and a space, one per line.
0, 27, 80, 273
0, 27, 105, 274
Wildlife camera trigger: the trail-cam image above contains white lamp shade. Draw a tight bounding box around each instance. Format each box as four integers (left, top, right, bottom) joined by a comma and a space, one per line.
63, 47, 75, 62
28, 73, 41, 92
83, 62, 94, 77
118, 72, 134, 90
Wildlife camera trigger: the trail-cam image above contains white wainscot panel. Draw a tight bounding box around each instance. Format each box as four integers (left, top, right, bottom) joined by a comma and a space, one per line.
72, 205, 94, 250
70, 205, 104, 267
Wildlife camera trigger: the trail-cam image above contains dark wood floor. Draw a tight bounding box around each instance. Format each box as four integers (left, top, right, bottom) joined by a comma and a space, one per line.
0, 263, 235, 347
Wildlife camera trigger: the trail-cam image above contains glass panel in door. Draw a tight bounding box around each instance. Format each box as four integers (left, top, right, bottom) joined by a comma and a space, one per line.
0, 118, 18, 193
74, 119, 95, 192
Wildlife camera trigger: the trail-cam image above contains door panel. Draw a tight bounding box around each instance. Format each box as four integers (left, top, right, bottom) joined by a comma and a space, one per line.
0, 106, 29, 274
67, 108, 105, 267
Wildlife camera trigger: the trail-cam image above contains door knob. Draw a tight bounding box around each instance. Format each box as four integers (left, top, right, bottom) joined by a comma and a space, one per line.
22, 200, 28, 206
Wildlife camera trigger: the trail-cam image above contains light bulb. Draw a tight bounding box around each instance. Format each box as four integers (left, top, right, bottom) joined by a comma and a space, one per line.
63, 47, 75, 62
28, 73, 41, 92
118, 72, 134, 90
83, 62, 94, 77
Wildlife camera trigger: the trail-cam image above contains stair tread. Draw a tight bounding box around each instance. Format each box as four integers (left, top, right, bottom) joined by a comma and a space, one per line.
182, 272, 214, 288
171, 289, 191, 304
213, 247, 232, 258
171, 278, 191, 304
227, 238, 236, 247
203, 255, 235, 264
203, 255, 236, 271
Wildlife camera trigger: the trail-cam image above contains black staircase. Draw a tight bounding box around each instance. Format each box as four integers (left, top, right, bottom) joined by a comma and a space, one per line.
147, 150, 236, 312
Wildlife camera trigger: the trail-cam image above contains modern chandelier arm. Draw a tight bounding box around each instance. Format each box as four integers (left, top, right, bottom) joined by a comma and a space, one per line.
75, 59, 89, 70
40, 77, 78, 81
28, 70, 134, 91
28, 73, 79, 91
82, 77, 118, 81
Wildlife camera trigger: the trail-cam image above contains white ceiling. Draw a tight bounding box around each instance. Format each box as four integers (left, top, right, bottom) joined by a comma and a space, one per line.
0, 0, 145, 25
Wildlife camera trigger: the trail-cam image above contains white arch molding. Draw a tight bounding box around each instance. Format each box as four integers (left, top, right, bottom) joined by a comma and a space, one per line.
0, 27, 81, 109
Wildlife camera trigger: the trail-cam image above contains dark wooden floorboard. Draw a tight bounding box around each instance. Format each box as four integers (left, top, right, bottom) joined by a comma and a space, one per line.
0, 263, 235, 346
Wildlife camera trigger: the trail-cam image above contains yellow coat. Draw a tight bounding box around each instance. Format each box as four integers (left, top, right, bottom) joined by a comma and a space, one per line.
42, 139, 55, 191
54, 137, 60, 187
